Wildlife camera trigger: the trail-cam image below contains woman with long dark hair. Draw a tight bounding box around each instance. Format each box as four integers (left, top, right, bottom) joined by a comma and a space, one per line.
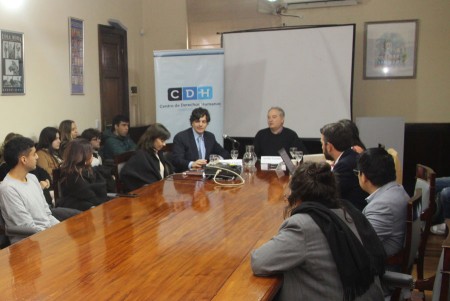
36, 127, 62, 181
120, 123, 173, 192
251, 162, 386, 301
58, 138, 108, 211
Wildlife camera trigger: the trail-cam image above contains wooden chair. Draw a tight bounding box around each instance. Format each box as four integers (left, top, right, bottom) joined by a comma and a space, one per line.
387, 148, 403, 185
382, 219, 450, 301
387, 189, 423, 301
52, 168, 62, 205
415, 164, 437, 280
113, 150, 135, 193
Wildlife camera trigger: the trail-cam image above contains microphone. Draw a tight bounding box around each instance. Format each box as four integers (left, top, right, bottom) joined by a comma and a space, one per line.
223, 134, 239, 145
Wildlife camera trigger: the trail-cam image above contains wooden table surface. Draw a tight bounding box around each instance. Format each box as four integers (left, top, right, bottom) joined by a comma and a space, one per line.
0, 167, 288, 300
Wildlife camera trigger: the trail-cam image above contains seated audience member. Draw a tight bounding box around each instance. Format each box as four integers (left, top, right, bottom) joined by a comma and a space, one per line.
36, 127, 62, 180
81, 128, 116, 192
59, 119, 79, 157
251, 162, 385, 301
320, 122, 369, 211
120, 123, 173, 191
172, 107, 230, 172
0, 137, 59, 244
339, 119, 366, 153
58, 138, 109, 211
101, 114, 137, 160
430, 177, 450, 235
81, 128, 103, 167
357, 147, 409, 257
254, 107, 308, 157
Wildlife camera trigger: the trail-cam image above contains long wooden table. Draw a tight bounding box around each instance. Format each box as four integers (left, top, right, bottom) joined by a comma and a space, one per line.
0, 167, 288, 300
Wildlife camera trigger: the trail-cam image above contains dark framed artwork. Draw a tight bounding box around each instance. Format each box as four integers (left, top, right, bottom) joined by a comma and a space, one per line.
69, 17, 84, 94
364, 20, 419, 79
1, 29, 25, 95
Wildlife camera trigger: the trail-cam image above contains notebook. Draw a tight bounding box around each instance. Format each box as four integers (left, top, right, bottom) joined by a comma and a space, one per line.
278, 148, 296, 175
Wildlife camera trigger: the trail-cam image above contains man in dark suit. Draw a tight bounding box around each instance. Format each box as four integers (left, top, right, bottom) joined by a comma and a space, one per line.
171, 107, 230, 172
320, 122, 368, 211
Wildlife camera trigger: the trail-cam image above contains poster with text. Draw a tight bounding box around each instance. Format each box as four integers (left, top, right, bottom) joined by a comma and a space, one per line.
1, 30, 24, 95
154, 49, 224, 144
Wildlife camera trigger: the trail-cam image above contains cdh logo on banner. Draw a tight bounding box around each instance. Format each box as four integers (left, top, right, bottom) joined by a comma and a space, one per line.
168, 86, 213, 101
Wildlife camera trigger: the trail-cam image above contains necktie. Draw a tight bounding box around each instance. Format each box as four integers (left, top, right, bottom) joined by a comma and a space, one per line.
197, 135, 204, 159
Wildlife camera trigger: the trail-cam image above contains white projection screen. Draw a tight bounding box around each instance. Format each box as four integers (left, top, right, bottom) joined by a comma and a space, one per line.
222, 24, 355, 138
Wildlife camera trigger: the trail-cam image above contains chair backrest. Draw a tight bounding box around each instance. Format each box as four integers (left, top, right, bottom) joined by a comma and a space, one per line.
415, 164, 437, 279
386, 189, 423, 272
52, 168, 62, 204
387, 148, 403, 185
113, 150, 135, 193
432, 219, 450, 301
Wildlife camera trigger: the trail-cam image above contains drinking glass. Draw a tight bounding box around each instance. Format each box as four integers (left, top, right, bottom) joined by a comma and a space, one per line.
209, 154, 219, 165
231, 149, 239, 160
289, 147, 298, 158
294, 151, 304, 166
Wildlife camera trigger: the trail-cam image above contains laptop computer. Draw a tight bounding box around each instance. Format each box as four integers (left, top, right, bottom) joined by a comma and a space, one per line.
278, 148, 297, 175
303, 153, 326, 163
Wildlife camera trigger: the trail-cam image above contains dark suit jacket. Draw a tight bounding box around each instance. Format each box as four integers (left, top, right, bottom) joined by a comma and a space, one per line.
120, 149, 173, 192
333, 149, 368, 211
171, 128, 230, 172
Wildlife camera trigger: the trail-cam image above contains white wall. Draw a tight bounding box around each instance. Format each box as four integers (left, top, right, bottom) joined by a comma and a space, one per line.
0, 0, 144, 140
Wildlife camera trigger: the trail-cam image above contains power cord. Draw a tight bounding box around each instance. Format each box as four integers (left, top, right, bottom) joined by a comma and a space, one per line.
208, 165, 245, 187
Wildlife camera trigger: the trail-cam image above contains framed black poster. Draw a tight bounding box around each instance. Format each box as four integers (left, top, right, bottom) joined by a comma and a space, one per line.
1, 30, 24, 95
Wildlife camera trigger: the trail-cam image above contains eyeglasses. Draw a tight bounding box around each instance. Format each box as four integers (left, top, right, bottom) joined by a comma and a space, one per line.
91, 137, 101, 141
353, 169, 360, 177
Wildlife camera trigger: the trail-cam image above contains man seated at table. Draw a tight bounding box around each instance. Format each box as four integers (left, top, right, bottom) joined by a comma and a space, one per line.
0, 137, 59, 244
357, 147, 409, 257
171, 107, 230, 172
320, 121, 368, 211
101, 114, 137, 160
253, 107, 308, 157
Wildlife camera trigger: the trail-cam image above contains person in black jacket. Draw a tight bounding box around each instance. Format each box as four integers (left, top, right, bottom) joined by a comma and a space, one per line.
58, 138, 109, 211
120, 123, 173, 192
320, 122, 368, 211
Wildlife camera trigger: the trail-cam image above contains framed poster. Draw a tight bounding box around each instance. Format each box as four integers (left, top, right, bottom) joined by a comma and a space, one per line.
364, 20, 418, 79
1, 30, 25, 95
69, 17, 84, 94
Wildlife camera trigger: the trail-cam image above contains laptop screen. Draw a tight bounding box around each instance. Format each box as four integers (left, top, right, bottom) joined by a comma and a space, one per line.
278, 148, 296, 175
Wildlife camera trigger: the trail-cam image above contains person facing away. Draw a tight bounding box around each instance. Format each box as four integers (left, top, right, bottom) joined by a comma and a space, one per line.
0, 137, 59, 244
36, 127, 63, 181
58, 119, 78, 158
338, 119, 366, 154
171, 107, 230, 172
58, 138, 109, 211
251, 162, 386, 301
101, 114, 137, 160
120, 123, 174, 192
253, 107, 308, 157
320, 122, 369, 211
357, 147, 409, 258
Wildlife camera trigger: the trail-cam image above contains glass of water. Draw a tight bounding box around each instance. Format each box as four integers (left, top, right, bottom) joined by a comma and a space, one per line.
294, 151, 304, 166
231, 149, 239, 160
289, 147, 298, 158
209, 154, 219, 165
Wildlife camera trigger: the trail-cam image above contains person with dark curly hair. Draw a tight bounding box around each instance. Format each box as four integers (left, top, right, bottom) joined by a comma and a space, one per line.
251, 162, 385, 301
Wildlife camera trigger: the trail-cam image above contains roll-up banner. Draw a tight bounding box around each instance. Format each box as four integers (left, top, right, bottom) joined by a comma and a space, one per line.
154, 49, 224, 144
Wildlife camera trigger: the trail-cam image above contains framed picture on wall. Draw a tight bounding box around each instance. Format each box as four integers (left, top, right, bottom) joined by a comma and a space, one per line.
364, 20, 419, 79
69, 17, 84, 94
1, 29, 25, 95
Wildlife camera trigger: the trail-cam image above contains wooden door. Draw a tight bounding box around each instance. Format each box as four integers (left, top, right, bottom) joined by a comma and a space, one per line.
98, 25, 129, 130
